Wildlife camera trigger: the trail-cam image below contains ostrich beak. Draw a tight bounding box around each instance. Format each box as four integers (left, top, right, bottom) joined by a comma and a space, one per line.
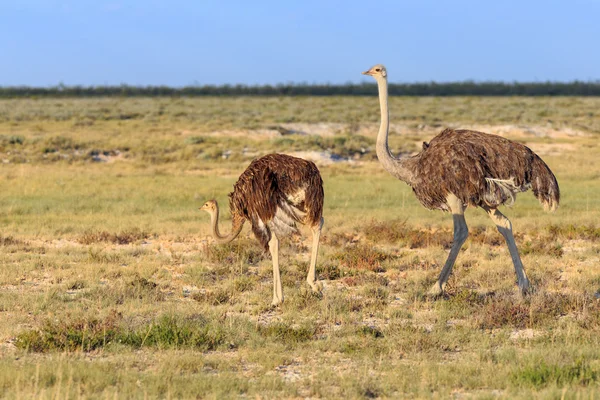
362, 70, 372, 76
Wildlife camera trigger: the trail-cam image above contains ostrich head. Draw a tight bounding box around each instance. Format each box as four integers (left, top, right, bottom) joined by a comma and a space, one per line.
199, 199, 218, 214
362, 64, 387, 79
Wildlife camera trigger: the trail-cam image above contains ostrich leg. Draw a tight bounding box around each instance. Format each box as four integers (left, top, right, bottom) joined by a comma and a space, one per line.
268, 233, 284, 306
307, 217, 324, 292
429, 194, 469, 296
484, 207, 530, 293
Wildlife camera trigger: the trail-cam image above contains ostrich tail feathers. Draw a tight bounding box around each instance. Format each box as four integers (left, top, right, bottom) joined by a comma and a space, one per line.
531, 155, 560, 212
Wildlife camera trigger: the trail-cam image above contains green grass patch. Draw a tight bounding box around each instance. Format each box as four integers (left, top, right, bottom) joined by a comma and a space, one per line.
512, 359, 599, 388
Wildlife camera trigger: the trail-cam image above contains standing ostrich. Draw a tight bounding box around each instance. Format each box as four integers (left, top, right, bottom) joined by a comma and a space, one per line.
362, 64, 559, 295
200, 153, 324, 306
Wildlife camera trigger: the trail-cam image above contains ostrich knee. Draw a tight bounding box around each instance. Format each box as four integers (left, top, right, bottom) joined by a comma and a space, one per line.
455, 224, 469, 245
494, 215, 512, 235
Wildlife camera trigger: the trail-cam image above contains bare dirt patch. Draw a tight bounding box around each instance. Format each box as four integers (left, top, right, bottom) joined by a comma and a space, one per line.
509, 328, 543, 341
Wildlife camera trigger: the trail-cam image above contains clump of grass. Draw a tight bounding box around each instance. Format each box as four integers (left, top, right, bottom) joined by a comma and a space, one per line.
287, 285, 323, 311
547, 224, 600, 241
15, 311, 122, 352
78, 228, 150, 245
86, 247, 124, 264
469, 226, 504, 246
232, 275, 255, 292
271, 134, 377, 160
184, 136, 207, 145
185, 264, 233, 286
329, 134, 376, 159
473, 292, 585, 329
361, 385, 381, 399
322, 232, 357, 247
67, 280, 86, 290
362, 219, 453, 249
258, 322, 316, 344
357, 325, 384, 339
87, 149, 125, 160
202, 239, 264, 265
15, 313, 251, 353
405, 230, 453, 249
396, 256, 438, 272
362, 219, 408, 243
42, 135, 80, 154
340, 272, 388, 289
191, 287, 233, 306
332, 245, 392, 272
85, 275, 164, 305
362, 286, 390, 307
123, 276, 163, 301
16, 313, 317, 353
0, 235, 26, 246
0, 134, 25, 148
318, 264, 342, 280
340, 276, 361, 287
521, 240, 564, 257
474, 298, 530, 329
397, 325, 443, 352
122, 314, 232, 351
529, 292, 587, 323
0, 235, 44, 254
511, 359, 598, 388
446, 288, 490, 307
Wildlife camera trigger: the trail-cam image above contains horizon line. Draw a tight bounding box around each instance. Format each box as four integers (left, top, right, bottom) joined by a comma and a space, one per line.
2, 79, 600, 88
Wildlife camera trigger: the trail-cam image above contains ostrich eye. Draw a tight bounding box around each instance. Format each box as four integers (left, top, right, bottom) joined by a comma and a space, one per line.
375, 68, 380, 72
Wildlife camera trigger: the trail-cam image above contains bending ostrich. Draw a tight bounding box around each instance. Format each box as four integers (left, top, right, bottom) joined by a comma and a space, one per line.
200, 153, 324, 306
362, 64, 560, 295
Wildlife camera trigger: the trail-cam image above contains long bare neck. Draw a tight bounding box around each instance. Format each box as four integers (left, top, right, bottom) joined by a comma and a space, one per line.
375, 77, 415, 185
209, 204, 243, 244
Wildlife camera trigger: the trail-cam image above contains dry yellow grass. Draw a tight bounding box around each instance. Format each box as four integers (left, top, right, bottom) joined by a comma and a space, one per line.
0, 97, 599, 398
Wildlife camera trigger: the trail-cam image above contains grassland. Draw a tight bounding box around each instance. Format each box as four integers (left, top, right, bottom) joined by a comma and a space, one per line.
1, 96, 600, 399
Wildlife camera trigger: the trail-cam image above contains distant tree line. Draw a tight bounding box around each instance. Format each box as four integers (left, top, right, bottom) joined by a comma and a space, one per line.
1, 81, 600, 97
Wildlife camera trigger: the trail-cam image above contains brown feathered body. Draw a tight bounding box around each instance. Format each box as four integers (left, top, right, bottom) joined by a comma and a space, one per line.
405, 129, 560, 212
227, 153, 324, 251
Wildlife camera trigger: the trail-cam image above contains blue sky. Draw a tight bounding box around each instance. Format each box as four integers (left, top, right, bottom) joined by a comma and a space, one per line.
1, 0, 599, 86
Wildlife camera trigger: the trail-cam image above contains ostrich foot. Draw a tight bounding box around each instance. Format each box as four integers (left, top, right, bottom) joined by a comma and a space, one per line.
300, 284, 323, 300
518, 279, 531, 295
271, 297, 283, 307
307, 279, 322, 294
428, 281, 445, 297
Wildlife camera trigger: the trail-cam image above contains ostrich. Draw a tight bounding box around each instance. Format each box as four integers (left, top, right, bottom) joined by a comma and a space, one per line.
362, 64, 560, 295
200, 153, 324, 306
